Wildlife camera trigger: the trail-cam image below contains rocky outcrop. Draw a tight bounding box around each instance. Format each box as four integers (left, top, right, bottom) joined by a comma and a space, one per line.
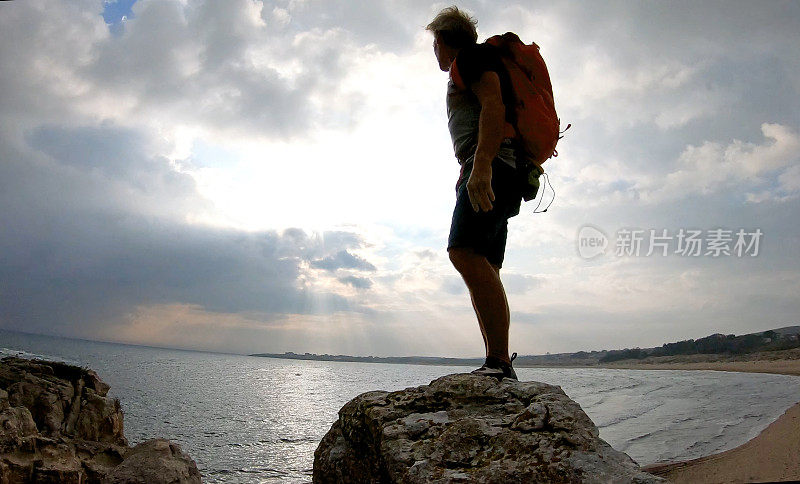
313, 373, 663, 483
0, 356, 201, 483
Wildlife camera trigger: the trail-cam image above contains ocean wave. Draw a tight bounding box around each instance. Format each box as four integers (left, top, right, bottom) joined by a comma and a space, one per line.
624, 427, 668, 444
0, 347, 78, 365
595, 381, 644, 393
641, 384, 673, 395
596, 401, 665, 428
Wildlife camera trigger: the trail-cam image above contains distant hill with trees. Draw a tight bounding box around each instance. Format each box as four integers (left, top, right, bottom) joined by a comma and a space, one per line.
598, 326, 800, 363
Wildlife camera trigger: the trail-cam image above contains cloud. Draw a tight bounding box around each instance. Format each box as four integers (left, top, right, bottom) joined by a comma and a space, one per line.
337, 275, 373, 290
0, 123, 376, 348
311, 250, 377, 272
1, 0, 799, 358
642, 123, 800, 203
777, 164, 800, 193
0, 0, 372, 141
441, 276, 466, 296
501, 273, 546, 295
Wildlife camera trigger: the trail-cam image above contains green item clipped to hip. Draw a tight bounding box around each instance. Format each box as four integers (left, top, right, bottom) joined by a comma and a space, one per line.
520, 163, 544, 202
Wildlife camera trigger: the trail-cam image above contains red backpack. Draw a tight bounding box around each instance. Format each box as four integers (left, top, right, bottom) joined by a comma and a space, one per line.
451, 32, 565, 168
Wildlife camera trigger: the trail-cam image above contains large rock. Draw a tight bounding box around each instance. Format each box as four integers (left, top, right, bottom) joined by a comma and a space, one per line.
0, 356, 201, 483
313, 373, 662, 483
0, 358, 123, 444
105, 439, 202, 484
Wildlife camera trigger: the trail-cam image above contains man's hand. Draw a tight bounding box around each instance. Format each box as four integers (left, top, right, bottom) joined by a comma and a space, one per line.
467, 163, 494, 212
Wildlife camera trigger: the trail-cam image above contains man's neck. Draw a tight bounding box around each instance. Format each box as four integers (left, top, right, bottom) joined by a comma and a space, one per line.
443, 44, 461, 66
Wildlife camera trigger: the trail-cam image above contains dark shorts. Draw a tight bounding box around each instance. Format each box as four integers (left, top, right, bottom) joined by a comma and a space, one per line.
447, 159, 523, 268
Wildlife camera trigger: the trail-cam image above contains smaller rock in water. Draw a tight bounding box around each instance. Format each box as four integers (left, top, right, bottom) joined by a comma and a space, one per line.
313, 373, 663, 483
106, 438, 203, 484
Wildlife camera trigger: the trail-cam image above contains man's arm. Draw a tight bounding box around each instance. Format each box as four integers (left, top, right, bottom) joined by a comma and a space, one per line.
468, 71, 506, 212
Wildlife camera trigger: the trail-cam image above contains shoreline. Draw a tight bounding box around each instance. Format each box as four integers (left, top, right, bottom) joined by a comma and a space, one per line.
593, 358, 800, 377
633, 359, 800, 483
643, 401, 800, 483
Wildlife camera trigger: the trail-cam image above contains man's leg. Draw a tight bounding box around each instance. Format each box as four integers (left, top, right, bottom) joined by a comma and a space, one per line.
469, 291, 489, 355
449, 247, 510, 365
491, 262, 511, 342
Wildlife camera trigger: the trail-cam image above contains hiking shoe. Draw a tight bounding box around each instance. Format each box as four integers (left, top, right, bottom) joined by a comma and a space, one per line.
471, 353, 518, 381
471, 363, 505, 378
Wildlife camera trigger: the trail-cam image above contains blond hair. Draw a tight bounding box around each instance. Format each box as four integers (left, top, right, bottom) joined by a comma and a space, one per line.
426, 6, 478, 48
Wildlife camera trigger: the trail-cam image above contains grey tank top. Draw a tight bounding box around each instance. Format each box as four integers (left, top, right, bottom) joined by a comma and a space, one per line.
446, 79, 516, 169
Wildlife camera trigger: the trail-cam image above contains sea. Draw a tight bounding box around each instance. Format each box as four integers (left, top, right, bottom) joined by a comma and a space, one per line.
1, 328, 799, 483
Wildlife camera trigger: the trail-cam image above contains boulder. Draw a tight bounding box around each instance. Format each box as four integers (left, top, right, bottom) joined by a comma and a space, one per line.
104, 438, 202, 484
0, 405, 38, 452
313, 373, 663, 483
0, 356, 201, 483
0, 356, 125, 445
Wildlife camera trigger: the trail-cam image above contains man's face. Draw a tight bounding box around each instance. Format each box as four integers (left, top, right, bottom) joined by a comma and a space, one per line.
432, 36, 450, 72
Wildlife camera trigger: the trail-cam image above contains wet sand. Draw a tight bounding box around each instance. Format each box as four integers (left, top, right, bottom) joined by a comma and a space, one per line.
627, 359, 800, 483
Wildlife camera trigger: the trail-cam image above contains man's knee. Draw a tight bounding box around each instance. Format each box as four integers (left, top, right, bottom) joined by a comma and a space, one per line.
449, 247, 480, 273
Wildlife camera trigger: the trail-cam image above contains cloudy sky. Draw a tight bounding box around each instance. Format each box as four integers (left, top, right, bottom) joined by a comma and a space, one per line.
1, 0, 798, 357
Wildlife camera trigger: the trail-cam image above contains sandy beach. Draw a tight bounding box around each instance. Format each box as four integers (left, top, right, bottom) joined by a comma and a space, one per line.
631, 358, 800, 483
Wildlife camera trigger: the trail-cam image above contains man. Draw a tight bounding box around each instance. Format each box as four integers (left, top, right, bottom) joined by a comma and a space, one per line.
427, 7, 522, 380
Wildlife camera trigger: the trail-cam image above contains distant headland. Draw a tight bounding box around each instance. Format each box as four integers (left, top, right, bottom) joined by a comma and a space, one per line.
250, 325, 800, 369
